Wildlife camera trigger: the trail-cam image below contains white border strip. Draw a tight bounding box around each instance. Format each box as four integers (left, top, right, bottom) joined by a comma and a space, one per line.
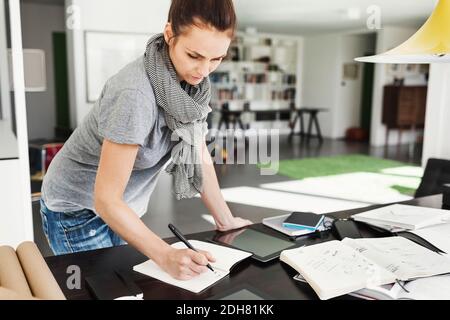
9, 0, 33, 242
0, 0, 11, 121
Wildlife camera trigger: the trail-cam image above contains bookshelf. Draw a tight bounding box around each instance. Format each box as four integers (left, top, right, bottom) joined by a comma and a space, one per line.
210, 32, 303, 132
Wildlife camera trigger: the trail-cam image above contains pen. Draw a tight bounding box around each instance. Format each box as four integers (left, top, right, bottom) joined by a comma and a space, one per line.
168, 224, 215, 273
395, 279, 410, 293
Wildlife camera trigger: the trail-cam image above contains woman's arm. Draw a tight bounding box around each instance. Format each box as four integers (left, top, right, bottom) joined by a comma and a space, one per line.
200, 142, 252, 231
94, 139, 214, 280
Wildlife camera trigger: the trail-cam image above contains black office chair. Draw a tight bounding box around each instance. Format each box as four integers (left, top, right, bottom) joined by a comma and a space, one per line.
415, 158, 450, 198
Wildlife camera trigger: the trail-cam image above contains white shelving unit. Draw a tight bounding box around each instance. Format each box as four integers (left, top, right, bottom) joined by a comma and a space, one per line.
210, 31, 303, 133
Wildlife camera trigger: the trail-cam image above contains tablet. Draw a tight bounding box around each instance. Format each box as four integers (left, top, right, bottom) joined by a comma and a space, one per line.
210, 228, 298, 262
207, 284, 273, 300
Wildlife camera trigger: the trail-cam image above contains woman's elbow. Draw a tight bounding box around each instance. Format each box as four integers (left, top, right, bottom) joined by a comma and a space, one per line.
94, 192, 110, 215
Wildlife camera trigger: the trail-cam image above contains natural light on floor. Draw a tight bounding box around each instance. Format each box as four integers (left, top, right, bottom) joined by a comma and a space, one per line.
199, 166, 424, 220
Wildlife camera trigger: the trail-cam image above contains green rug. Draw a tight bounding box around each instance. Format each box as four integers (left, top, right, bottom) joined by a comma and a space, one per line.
390, 185, 417, 197
258, 154, 420, 196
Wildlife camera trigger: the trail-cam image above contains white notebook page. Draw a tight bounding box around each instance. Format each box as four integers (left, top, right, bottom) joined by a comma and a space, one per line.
280, 240, 396, 300
342, 237, 450, 280
133, 240, 252, 293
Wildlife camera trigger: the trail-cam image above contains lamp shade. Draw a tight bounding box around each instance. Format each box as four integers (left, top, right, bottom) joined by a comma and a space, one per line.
355, 0, 450, 64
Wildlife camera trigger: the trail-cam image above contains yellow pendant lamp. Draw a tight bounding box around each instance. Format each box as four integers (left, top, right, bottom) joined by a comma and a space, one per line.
355, 0, 450, 63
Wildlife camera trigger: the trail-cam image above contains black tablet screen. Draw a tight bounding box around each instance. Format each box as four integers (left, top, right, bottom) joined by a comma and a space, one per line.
214, 228, 294, 258
219, 289, 264, 300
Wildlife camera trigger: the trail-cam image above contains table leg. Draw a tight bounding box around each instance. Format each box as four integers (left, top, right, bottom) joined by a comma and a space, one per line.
237, 117, 245, 130
385, 128, 389, 147
312, 112, 323, 141
218, 112, 226, 130
409, 125, 416, 159
289, 114, 298, 135
307, 112, 314, 141
299, 112, 305, 137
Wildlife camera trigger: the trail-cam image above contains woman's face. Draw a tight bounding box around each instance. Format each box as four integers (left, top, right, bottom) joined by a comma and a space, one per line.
164, 22, 232, 86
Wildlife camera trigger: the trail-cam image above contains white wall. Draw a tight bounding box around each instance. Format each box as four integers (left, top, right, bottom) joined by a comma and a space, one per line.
422, 64, 450, 165
334, 34, 375, 138
369, 26, 417, 147
302, 34, 340, 138
0, 160, 28, 246
302, 33, 374, 139
0, 120, 18, 159
21, 2, 65, 140
66, 0, 170, 128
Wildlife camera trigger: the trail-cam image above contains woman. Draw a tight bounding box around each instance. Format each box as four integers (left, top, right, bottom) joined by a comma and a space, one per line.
40, 0, 252, 280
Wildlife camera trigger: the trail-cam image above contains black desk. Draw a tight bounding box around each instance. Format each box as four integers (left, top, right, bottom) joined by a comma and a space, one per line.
45, 194, 444, 300
289, 108, 328, 142
217, 110, 246, 130
216, 107, 328, 143
217, 109, 291, 131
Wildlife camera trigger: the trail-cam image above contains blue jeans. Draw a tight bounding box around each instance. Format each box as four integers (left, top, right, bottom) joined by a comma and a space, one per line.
39, 198, 126, 255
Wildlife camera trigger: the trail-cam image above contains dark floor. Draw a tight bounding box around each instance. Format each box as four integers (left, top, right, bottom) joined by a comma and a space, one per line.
33, 135, 422, 257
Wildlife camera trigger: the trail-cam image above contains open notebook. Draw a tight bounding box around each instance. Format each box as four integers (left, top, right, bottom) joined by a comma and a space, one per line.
133, 240, 252, 293
293, 274, 402, 300
280, 237, 450, 300
352, 204, 450, 230
293, 273, 450, 300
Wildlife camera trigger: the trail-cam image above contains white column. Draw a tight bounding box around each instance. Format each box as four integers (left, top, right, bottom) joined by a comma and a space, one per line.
65, 0, 83, 129
0, 0, 11, 122
0, 0, 33, 247
422, 64, 450, 166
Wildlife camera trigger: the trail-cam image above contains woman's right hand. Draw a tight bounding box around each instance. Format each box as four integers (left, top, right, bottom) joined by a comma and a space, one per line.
159, 248, 216, 280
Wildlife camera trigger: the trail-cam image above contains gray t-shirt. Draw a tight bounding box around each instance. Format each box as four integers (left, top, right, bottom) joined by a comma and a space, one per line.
42, 56, 177, 217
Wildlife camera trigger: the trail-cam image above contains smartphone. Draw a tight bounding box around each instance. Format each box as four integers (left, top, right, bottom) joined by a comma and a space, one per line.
332, 219, 362, 240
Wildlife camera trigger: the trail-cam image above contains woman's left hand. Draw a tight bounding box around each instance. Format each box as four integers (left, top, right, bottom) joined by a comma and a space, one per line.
216, 217, 253, 232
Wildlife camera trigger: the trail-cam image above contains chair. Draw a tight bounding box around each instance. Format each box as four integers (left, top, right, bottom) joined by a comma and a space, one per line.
415, 158, 450, 198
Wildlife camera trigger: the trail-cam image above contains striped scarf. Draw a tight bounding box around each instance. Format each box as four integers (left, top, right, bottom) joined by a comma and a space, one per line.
144, 33, 212, 200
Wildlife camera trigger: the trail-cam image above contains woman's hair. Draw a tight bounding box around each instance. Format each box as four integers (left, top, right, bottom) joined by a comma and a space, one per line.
168, 0, 237, 38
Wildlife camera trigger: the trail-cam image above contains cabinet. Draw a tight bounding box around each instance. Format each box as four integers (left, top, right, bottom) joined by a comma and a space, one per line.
382, 85, 427, 145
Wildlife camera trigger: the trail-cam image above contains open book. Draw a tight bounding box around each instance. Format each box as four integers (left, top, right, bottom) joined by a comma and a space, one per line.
293, 273, 450, 300
293, 274, 403, 300
408, 222, 450, 254
280, 236, 450, 300
352, 204, 450, 230
133, 240, 252, 293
